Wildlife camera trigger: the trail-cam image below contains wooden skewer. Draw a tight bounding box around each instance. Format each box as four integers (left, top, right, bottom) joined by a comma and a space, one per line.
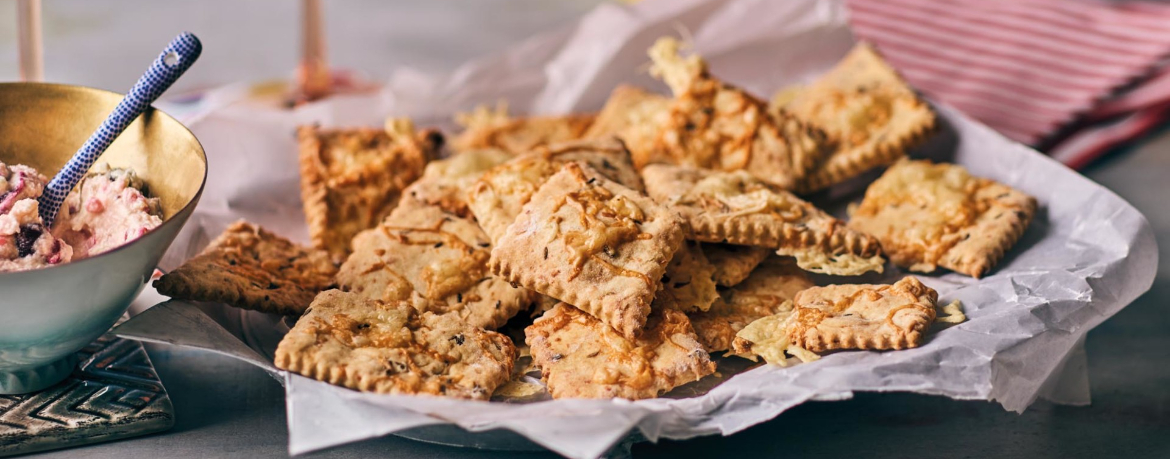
297, 0, 331, 101
16, 0, 44, 82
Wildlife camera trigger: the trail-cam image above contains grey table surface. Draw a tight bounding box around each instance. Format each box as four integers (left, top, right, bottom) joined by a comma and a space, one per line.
5, 1, 1169, 457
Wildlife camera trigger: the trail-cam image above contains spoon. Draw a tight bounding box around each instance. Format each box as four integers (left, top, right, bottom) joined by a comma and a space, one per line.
37, 32, 202, 225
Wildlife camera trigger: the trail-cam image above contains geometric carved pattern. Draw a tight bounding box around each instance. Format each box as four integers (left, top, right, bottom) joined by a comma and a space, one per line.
0, 317, 174, 457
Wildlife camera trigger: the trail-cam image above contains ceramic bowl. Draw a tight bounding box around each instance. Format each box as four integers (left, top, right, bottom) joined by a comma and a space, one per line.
0, 83, 206, 394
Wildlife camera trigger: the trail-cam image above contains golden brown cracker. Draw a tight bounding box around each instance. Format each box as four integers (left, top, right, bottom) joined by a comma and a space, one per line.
702, 243, 771, 287
297, 123, 433, 260
644, 37, 830, 190
688, 257, 812, 352
641, 164, 884, 275
154, 221, 338, 315
525, 303, 715, 399
274, 290, 516, 400
336, 200, 534, 329
582, 85, 672, 160
783, 42, 937, 193
467, 137, 643, 243
490, 162, 685, 339
400, 148, 512, 217
452, 102, 595, 155
847, 159, 1036, 278
735, 276, 937, 357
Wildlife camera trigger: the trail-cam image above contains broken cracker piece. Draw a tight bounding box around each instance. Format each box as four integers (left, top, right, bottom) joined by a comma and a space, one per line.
688, 257, 813, 352
336, 200, 534, 330
644, 37, 830, 190
490, 162, 685, 339
732, 276, 938, 361
154, 221, 337, 315
526, 303, 715, 400
702, 243, 771, 287
642, 164, 883, 275
297, 123, 433, 260
452, 102, 595, 155
467, 137, 643, 243
275, 289, 516, 400
784, 42, 937, 193
653, 240, 720, 313
847, 159, 1036, 278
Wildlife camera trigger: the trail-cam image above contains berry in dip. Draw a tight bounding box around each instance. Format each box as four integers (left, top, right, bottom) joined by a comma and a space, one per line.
0, 161, 162, 273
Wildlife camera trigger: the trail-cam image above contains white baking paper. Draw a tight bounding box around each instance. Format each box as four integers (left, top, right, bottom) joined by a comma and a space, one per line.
114, 0, 1159, 458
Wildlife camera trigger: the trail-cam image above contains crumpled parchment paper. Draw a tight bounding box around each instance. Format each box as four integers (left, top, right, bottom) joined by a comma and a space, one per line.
115, 0, 1158, 458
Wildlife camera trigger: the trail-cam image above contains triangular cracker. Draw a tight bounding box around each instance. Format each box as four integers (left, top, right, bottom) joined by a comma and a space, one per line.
732, 276, 937, 361
642, 37, 830, 190
336, 200, 535, 330
688, 257, 813, 352
400, 148, 512, 217
275, 289, 516, 400
847, 159, 1037, 278
452, 102, 595, 155
642, 164, 884, 275
467, 137, 644, 243
653, 240, 720, 313
490, 162, 685, 339
297, 122, 434, 260
702, 243, 771, 287
154, 221, 338, 315
780, 42, 937, 193
526, 303, 715, 399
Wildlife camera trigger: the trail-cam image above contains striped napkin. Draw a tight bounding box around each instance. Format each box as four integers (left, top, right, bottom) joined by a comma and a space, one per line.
847, 0, 1170, 169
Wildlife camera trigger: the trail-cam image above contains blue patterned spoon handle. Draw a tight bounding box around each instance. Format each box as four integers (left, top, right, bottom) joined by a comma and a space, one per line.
37, 32, 202, 225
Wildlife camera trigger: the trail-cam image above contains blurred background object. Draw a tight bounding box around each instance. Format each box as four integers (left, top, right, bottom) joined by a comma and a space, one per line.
848, 0, 1170, 168
15, 0, 42, 81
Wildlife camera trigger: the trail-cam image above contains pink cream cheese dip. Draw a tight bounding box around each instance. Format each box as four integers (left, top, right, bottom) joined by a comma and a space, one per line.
0, 161, 163, 272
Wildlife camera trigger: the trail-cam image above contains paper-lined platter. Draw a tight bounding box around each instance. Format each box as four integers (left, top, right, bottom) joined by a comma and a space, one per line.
114, 1, 1157, 457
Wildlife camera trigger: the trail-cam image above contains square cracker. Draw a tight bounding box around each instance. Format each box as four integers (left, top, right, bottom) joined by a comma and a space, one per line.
653, 240, 720, 313
275, 289, 516, 400
298, 122, 434, 260
525, 303, 715, 400
582, 85, 672, 158
702, 243, 771, 287
732, 276, 937, 359
641, 164, 884, 275
642, 37, 830, 190
467, 137, 644, 243
688, 257, 813, 352
847, 159, 1037, 278
451, 102, 595, 155
336, 199, 535, 330
400, 148, 512, 217
154, 221, 338, 315
780, 42, 937, 193
490, 162, 685, 339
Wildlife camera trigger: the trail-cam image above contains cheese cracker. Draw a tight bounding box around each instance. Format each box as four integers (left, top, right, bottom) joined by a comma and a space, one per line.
847, 159, 1036, 278
782, 42, 936, 193
154, 221, 337, 315
275, 290, 516, 400
490, 162, 685, 339
642, 164, 884, 275
526, 303, 715, 399
297, 122, 434, 260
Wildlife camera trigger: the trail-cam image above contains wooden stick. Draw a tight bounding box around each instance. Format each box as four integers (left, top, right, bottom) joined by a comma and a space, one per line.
297, 0, 330, 101
16, 0, 44, 82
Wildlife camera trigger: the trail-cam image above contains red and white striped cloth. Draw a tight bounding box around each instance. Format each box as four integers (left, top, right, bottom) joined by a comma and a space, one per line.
846, 0, 1170, 169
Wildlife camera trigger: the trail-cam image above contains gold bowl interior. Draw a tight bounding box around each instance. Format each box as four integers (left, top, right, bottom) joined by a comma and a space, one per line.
0, 82, 206, 219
